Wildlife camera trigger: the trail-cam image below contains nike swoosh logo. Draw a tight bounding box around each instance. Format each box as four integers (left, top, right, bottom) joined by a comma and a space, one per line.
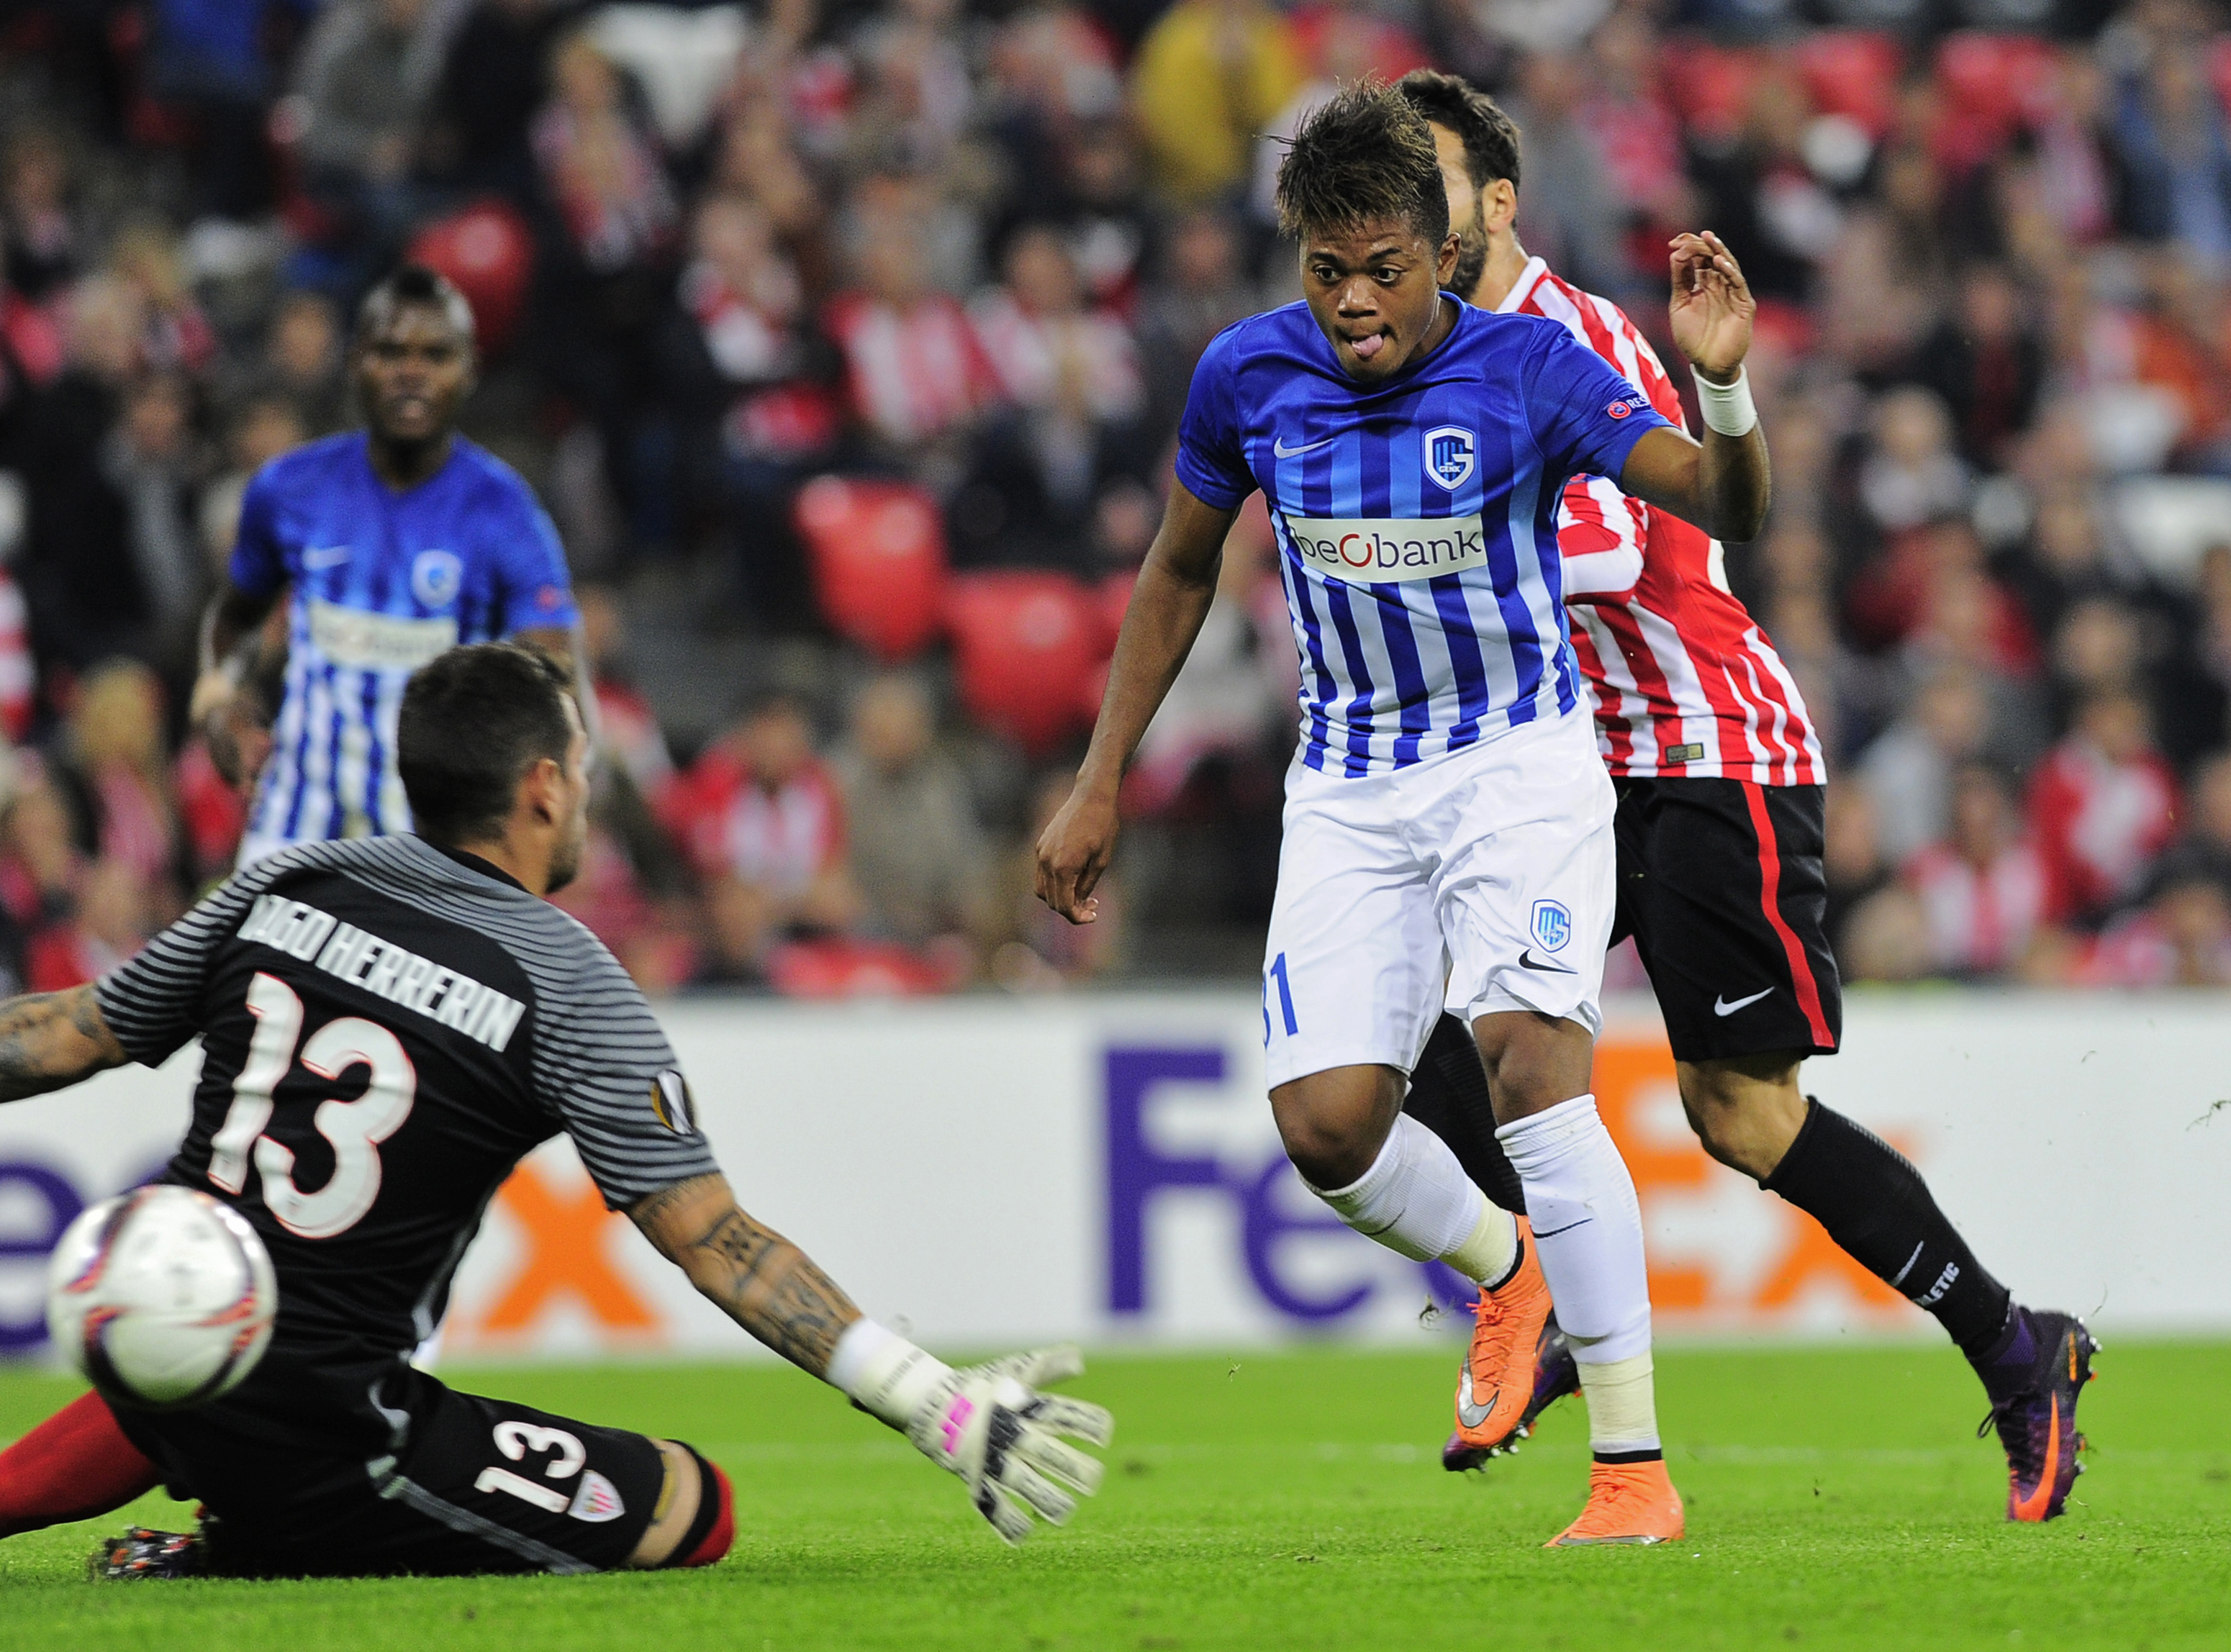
302, 546, 352, 569
1518, 950, 1577, 974
1457, 1366, 1494, 1430
2010, 1391, 2062, 1521
1531, 1217, 1593, 1240
1713, 987, 1774, 1017
1273, 435, 1336, 458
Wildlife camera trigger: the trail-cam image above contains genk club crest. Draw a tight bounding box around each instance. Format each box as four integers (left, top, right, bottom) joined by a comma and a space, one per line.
1531, 899, 1573, 953
1424, 426, 1476, 491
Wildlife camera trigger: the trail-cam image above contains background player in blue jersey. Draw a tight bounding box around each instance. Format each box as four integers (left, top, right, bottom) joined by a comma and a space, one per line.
190, 266, 589, 869
1037, 83, 1770, 1546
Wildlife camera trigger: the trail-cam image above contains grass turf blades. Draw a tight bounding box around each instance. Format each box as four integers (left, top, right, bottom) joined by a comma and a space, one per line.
2, 1342, 2227, 1651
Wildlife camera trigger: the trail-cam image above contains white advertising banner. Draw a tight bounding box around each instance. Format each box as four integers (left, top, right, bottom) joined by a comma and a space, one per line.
0, 991, 2226, 1364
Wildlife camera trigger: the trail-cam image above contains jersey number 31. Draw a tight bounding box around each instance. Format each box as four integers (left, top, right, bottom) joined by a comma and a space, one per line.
206, 971, 417, 1240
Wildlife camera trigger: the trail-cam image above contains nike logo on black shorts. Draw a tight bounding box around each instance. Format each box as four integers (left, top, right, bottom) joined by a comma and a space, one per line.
1713, 987, 1774, 1017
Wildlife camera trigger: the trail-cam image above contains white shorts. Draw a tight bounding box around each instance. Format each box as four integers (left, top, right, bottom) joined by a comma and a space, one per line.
1260, 711, 1616, 1090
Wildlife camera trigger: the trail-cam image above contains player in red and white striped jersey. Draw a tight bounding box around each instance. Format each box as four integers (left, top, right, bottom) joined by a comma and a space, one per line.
1396, 71, 2093, 1525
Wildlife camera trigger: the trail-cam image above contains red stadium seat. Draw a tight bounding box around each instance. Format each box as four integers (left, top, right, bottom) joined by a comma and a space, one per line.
1793, 31, 1903, 140
407, 200, 535, 357
944, 571, 1103, 756
1932, 32, 2060, 170
792, 476, 950, 661
1659, 40, 1772, 145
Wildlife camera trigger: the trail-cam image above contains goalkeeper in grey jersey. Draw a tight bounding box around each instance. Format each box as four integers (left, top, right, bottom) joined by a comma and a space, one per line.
0, 643, 1109, 1579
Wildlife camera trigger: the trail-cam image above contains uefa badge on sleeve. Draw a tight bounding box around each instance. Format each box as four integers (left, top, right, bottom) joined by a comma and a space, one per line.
1530, 899, 1572, 953
648, 1069, 696, 1134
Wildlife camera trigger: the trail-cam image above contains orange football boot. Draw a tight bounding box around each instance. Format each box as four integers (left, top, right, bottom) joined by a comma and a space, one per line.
1449, 1217, 1554, 1460
1545, 1458, 1685, 1547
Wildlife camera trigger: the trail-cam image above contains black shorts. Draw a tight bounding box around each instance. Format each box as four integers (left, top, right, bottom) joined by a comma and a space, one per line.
116, 1363, 674, 1578
1610, 776, 1842, 1064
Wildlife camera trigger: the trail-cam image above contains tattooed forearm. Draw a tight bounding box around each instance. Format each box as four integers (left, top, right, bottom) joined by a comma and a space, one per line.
629, 1174, 859, 1376
0, 986, 130, 1102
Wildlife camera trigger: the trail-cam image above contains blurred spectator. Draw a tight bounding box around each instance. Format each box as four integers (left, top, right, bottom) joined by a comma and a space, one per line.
2111, 44, 2231, 268
1856, 387, 1970, 542
1838, 882, 1935, 984
954, 225, 1146, 567
2029, 689, 2182, 925
109, 223, 218, 376
1131, 0, 1303, 205
24, 858, 152, 993
49, 658, 181, 917
1823, 779, 1892, 961
1501, 50, 1631, 298
292, 0, 458, 250
1691, 65, 1838, 309
421, 0, 574, 201
2153, 748, 2231, 897
2157, 543, 2231, 764
832, 672, 990, 948
665, 693, 860, 978
2080, 869, 2231, 986
661, 193, 838, 616
824, 201, 1001, 478
145, 0, 314, 219
531, 29, 683, 548
1857, 668, 1990, 865
19, 287, 201, 682
1905, 763, 2050, 978
1909, 264, 2046, 468
1136, 206, 1259, 434
1, 130, 81, 304
201, 395, 309, 575
576, 584, 673, 796
227, 289, 349, 437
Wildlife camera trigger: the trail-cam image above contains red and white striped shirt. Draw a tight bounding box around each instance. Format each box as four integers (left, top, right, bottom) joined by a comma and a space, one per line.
1497, 258, 1824, 785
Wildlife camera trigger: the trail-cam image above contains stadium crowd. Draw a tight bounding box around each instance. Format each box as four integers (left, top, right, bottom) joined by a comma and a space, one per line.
1, 0, 2230, 994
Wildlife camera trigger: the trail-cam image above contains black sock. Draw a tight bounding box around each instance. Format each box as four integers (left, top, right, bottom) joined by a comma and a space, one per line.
1402, 1012, 1526, 1214
1762, 1098, 2013, 1359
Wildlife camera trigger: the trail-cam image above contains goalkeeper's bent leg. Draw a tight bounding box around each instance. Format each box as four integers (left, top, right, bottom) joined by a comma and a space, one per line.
0, 1389, 160, 1538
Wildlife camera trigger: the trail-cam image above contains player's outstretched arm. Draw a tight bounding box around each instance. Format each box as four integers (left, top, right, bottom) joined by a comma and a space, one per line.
1036, 481, 1238, 925
1617, 231, 1771, 544
191, 581, 289, 791
630, 1173, 1113, 1543
0, 986, 130, 1103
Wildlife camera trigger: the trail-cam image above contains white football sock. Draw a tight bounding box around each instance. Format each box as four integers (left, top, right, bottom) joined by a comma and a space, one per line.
1497, 1093, 1655, 1375
1574, 1352, 1660, 1455
1305, 1113, 1516, 1283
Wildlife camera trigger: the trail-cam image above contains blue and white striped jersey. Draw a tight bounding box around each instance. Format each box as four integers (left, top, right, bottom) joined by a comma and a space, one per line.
1175, 299, 1668, 776
231, 433, 579, 861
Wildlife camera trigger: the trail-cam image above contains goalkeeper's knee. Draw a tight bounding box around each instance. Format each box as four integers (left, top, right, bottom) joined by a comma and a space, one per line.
661, 1446, 734, 1570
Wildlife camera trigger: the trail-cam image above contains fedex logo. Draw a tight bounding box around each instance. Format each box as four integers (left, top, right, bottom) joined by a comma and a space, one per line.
1281, 514, 1490, 584
1103, 1046, 1470, 1325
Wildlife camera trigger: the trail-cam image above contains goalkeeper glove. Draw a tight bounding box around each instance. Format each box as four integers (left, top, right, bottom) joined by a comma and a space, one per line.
833, 1322, 1113, 1544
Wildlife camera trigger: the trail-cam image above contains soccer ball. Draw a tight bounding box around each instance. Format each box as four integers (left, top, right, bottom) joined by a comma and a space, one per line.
46, 1186, 278, 1411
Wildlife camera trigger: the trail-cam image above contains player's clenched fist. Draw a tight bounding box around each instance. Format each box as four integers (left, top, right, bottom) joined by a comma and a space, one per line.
1036, 783, 1118, 925
1666, 230, 1755, 384
847, 1339, 1115, 1543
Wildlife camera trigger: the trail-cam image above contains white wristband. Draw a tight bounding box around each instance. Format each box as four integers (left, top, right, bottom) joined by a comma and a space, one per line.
1694, 366, 1757, 437
828, 1317, 953, 1428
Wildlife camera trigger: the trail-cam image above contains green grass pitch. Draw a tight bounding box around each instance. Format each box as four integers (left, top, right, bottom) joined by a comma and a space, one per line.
1, 1340, 2227, 1651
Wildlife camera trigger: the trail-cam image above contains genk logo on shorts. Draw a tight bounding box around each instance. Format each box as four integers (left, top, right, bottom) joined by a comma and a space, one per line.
1424, 426, 1476, 491
1531, 899, 1573, 953
411, 549, 463, 608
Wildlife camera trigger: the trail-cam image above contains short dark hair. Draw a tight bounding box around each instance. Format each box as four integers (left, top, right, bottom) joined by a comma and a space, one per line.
356, 264, 476, 350
1275, 80, 1448, 249
1396, 68, 1521, 194
399, 643, 575, 846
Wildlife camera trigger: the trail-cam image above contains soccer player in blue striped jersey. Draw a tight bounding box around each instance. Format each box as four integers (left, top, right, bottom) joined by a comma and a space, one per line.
191, 267, 587, 869
1038, 84, 1771, 1546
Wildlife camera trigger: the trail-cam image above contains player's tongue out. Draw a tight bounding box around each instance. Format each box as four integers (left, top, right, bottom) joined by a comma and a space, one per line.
1350, 333, 1386, 361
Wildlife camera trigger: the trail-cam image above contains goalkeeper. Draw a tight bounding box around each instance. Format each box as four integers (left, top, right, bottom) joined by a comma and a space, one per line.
0, 643, 1110, 1578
